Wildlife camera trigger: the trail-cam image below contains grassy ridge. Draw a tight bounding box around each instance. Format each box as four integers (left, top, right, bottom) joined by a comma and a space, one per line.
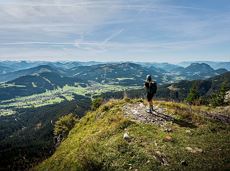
35, 99, 230, 171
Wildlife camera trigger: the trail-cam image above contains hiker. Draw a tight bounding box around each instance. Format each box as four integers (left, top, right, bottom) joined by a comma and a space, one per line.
144, 75, 157, 113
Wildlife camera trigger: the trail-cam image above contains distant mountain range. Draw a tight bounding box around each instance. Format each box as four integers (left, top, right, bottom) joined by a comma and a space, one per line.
0, 65, 12, 75
137, 62, 180, 72
178, 61, 230, 70
157, 71, 230, 100
170, 63, 228, 80
0, 60, 229, 75
1, 61, 229, 82
0, 65, 62, 82
0, 61, 103, 72
0, 66, 78, 100
68, 62, 166, 84
0, 61, 229, 100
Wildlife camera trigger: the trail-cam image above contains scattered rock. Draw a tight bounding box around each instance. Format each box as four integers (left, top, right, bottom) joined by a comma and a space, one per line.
185, 147, 193, 152
185, 147, 196, 153
154, 151, 169, 166
194, 147, 203, 153
157, 108, 164, 113
163, 135, 173, 142
139, 103, 145, 107
164, 127, 173, 132
185, 130, 192, 134
123, 132, 130, 141
185, 146, 203, 153
181, 160, 188, 166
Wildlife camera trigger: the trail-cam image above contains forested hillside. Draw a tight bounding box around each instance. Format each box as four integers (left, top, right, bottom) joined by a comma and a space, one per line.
0, 96, 91, 171
157, 71, 230, 102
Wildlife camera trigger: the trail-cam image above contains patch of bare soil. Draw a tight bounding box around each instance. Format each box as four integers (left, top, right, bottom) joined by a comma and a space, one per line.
123, 103, 230, 126
123, 103, 173, 126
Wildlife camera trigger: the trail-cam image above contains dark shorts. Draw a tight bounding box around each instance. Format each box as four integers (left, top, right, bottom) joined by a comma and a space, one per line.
147, 93, 154, 101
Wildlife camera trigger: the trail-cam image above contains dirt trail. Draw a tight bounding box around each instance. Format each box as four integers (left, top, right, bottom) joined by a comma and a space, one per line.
123, 103, 230, 126
123, 103, 173, 126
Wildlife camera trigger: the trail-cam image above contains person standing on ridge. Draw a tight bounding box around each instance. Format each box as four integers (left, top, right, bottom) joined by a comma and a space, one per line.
144, 75, 157, 113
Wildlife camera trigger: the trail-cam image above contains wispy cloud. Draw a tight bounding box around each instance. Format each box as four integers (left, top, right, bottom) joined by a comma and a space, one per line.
0, 0, 230, 62
103, 29, 124, 44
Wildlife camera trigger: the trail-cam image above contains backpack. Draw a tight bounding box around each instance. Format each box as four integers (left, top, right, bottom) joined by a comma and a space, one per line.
146, 81, 157, 94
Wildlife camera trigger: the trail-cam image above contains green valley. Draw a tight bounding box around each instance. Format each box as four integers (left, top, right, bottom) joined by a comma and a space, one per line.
0, 84, 141, 115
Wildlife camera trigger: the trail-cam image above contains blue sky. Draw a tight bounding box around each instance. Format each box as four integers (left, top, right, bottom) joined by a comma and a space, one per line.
0, 0, 229, 62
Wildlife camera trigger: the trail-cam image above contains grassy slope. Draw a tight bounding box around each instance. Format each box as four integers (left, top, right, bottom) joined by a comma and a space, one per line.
35, 99, 230, 171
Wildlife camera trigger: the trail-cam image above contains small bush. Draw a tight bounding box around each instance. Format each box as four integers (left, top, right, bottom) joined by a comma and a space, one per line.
91, 98, 104, 110
54, 113, 78, 137
101, 105, 110, 112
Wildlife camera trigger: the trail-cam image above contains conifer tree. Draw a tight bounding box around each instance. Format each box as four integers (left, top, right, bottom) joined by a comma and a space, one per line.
210, 81, 229, 107
186, 83, 200, 104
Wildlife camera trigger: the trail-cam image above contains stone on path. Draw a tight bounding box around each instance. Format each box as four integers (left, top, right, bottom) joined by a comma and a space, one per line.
163, 135, 173, 142
185, 146, 203, 153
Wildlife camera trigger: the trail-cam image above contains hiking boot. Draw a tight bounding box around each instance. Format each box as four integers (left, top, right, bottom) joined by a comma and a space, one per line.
146, 108, 152, 113
150, 106, 155, 112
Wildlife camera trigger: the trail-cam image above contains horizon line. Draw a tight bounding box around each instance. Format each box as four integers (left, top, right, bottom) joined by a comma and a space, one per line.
0, 59, 230, 64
